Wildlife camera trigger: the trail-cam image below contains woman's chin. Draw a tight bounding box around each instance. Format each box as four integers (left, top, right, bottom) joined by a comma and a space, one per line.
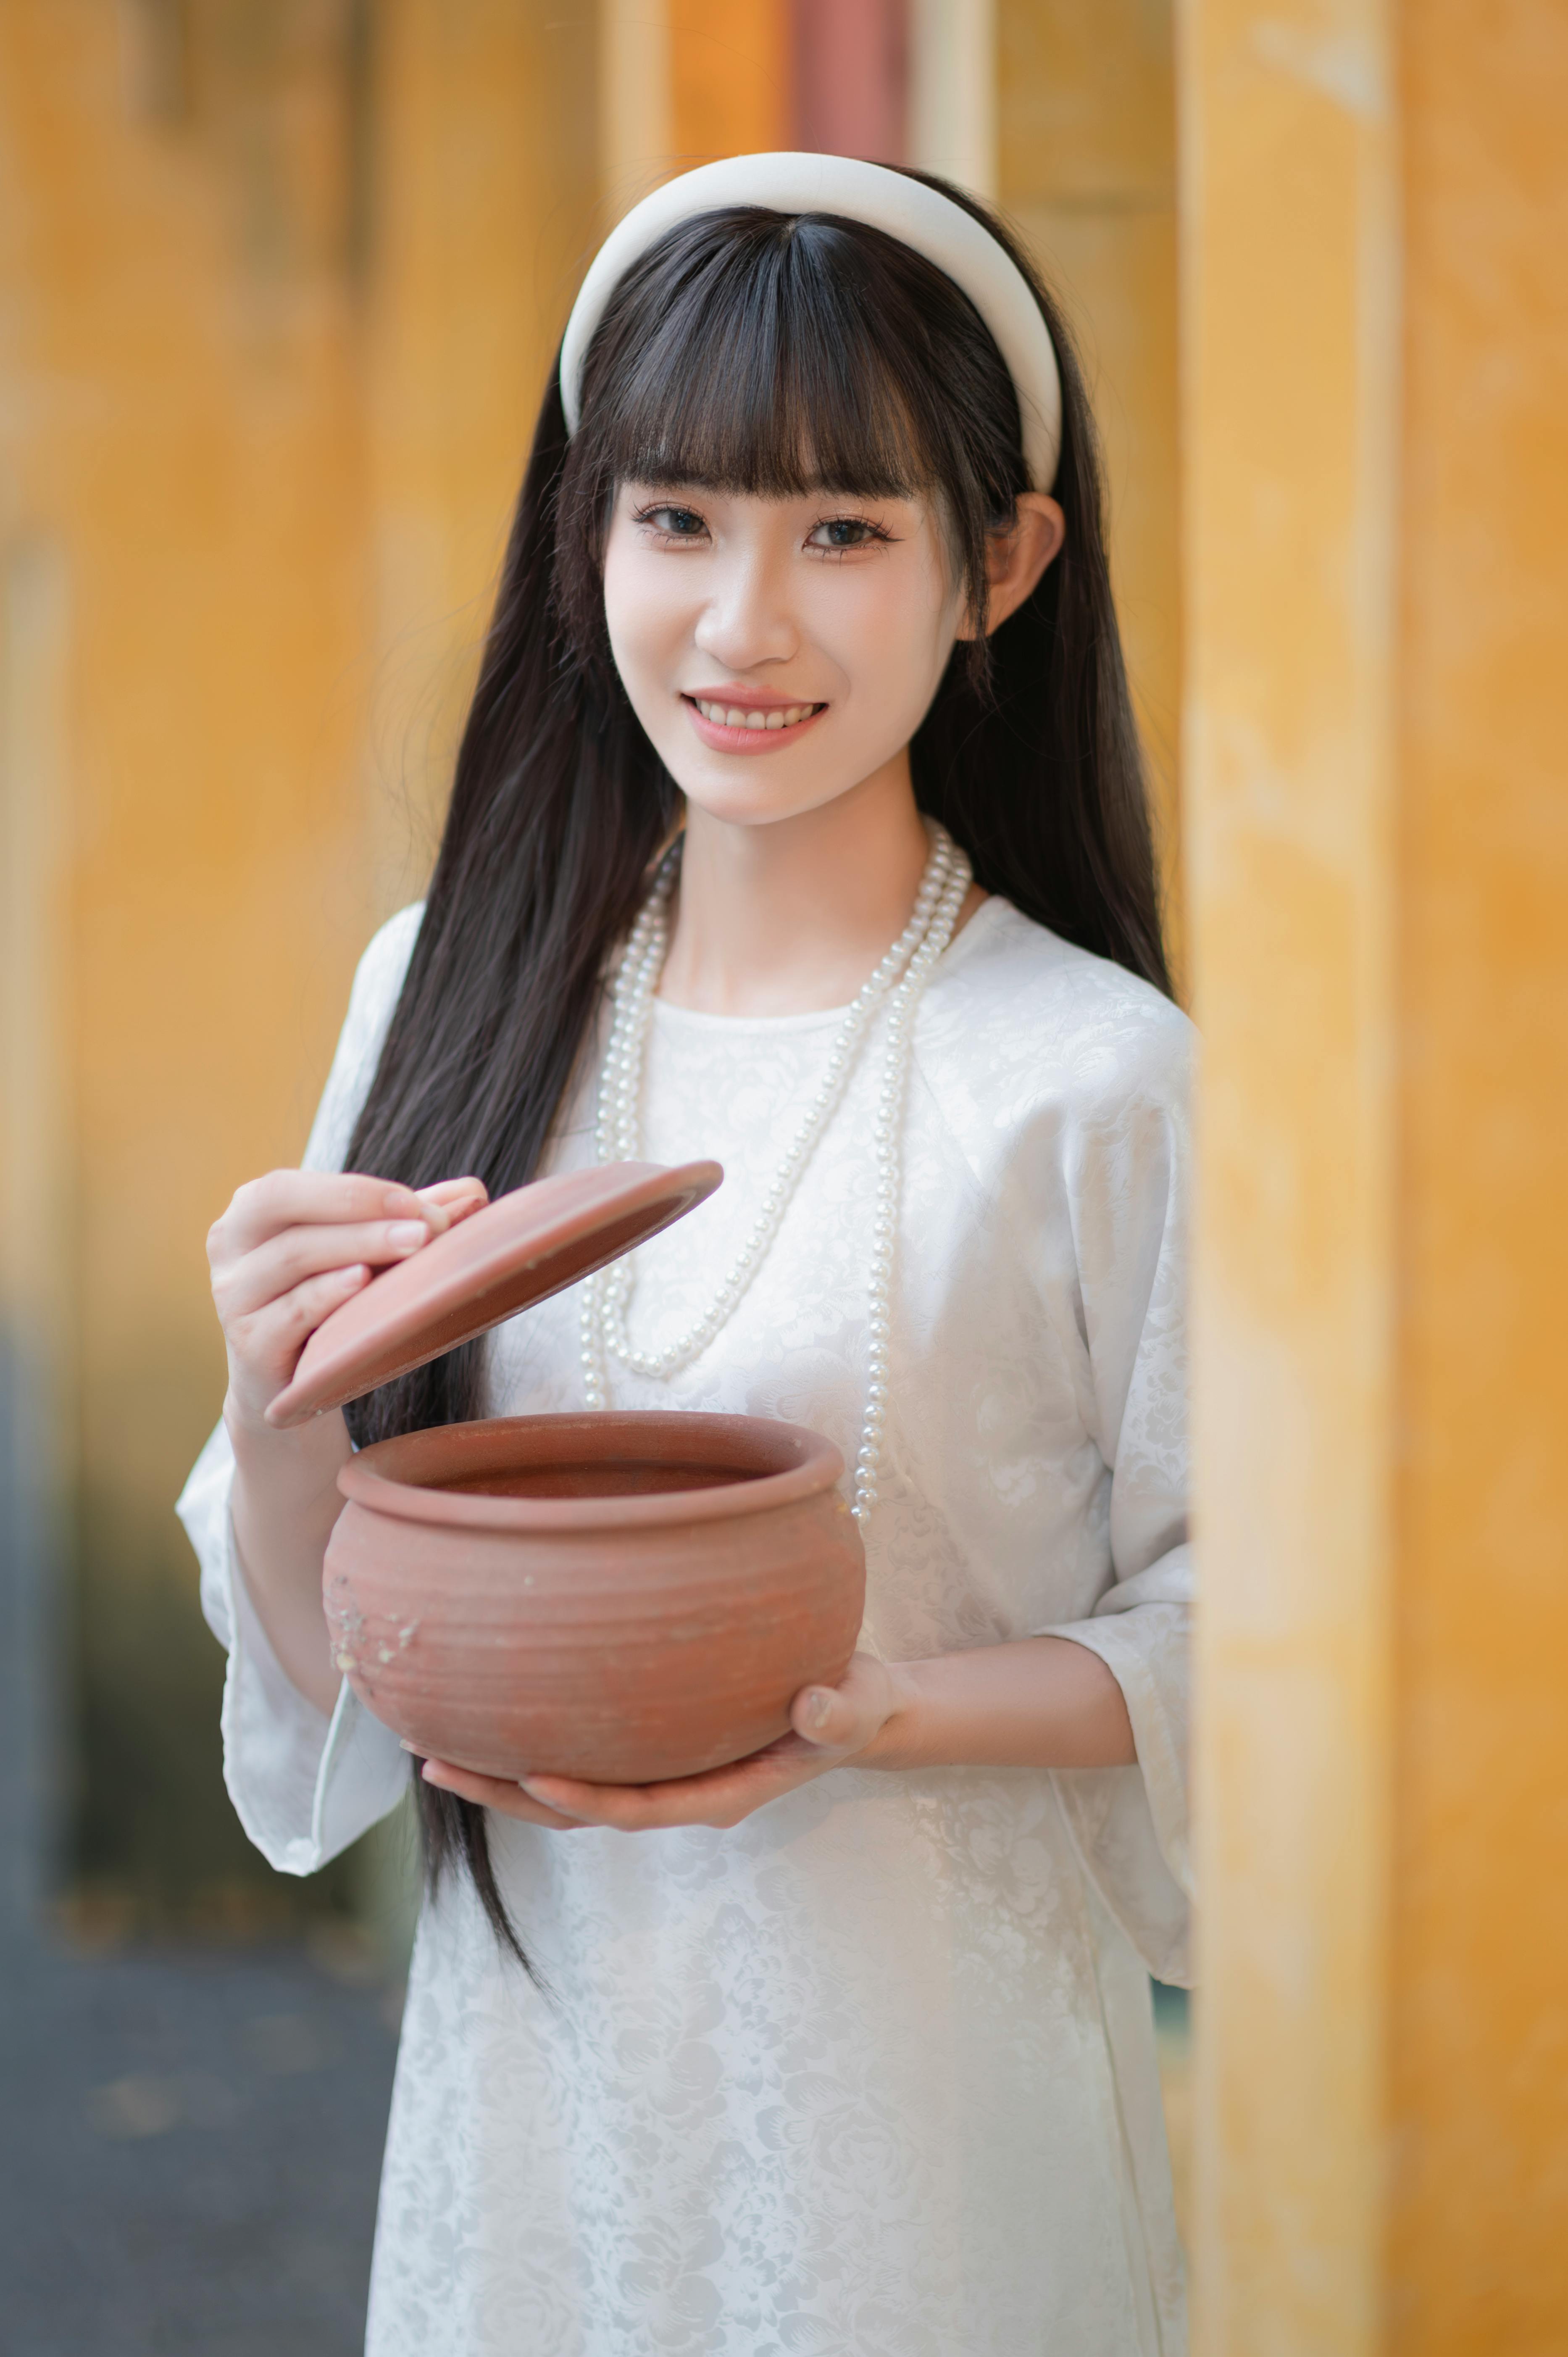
674, 782, 851, 833
660, 754, 852, 831
661, 740, 912, 833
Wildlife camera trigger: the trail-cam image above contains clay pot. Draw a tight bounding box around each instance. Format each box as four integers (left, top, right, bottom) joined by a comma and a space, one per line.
323, 1410, 866, 1786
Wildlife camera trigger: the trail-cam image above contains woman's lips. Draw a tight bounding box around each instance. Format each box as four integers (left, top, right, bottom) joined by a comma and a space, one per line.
682, 693, 827, 752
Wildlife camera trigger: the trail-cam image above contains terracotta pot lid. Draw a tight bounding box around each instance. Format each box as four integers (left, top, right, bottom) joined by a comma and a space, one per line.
268, 1159, 721, 1425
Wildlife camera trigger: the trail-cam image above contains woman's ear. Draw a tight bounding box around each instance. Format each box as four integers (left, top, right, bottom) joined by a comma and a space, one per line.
957, 494, 1066, 640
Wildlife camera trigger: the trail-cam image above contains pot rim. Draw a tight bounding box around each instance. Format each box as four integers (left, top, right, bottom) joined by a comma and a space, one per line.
337, 1411, 848, 1531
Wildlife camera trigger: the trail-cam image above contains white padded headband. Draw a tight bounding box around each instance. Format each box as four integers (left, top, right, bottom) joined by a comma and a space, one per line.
560, 153, 1062, 492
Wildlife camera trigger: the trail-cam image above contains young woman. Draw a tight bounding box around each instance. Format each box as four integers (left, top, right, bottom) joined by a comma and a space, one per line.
180, 156, 1193, 2356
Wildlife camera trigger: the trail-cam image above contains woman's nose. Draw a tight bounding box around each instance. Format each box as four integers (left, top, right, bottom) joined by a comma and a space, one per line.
692, 551, 798, 672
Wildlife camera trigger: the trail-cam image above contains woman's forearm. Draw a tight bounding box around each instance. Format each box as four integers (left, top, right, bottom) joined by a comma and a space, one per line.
863, 1635, 1136, 1772
225, 1398, 351, 1717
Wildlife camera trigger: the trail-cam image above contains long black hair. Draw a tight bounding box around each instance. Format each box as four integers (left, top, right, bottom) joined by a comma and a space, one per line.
342, 174, 1171, 1966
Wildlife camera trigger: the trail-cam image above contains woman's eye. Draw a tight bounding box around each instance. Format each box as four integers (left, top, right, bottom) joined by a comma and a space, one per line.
808, 517, 884, 551
643, 506, 707, 538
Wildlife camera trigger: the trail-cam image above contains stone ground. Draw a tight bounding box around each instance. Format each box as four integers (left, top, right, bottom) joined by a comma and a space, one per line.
0, 1918, 400, 2357
0, 1353, 403, 2354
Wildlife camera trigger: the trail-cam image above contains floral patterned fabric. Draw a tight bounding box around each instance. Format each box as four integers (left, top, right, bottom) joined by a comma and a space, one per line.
178, 893, 1194, 2355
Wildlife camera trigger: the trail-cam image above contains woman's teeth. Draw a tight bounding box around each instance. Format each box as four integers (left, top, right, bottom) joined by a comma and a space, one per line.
693, 698, 818, 731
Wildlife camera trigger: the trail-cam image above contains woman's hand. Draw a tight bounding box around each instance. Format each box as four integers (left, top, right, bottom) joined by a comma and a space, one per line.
418, 1633, 1137, 1830
208, 1168, 487, 1431
209, 1164, 486, 1717
418, 1651, 909, 1833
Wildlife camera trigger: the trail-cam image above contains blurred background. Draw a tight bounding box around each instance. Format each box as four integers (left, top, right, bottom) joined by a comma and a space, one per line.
1, 0, 1180, 1929
3, 3, 1565, 2354
0, 6, 1184, 2349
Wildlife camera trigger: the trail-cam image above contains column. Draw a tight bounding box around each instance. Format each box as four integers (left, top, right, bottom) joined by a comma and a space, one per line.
1390, 2, 1568, 2343
1183, 0, 1568, 2346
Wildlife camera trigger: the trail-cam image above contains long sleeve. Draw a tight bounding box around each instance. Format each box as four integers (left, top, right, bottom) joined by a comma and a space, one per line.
175, 905, 424, 1875
1036, 1029, 1195, 1986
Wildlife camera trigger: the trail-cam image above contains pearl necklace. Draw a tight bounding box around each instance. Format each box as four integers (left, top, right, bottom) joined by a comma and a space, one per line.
579, 823, 972, 1527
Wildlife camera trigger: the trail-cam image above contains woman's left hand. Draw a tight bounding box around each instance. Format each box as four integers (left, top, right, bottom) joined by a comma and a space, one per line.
418, 1652, 905, 1832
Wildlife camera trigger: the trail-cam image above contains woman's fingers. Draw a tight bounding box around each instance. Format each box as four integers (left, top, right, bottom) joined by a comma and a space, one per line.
421, 1657, 902, 1838
239, 1263, 376, 1390
416, 1177, 488, 1222
518, 1747, 823, 1833
212, 1170, 432, 1264
420, 1758, 589, 1831
211, 1168, 492, 1427
212, 1170, 489, 1274
787, 1652, 896, 1753
215, 1216, 437, 1321
424, 1659, 896, 1840
482, 1659, 905, 1835
502, 1658, 901, 1832
788, 1683, 860, 1749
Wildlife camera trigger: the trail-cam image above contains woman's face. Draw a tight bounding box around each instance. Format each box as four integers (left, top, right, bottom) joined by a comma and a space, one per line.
601, 482, 965, 829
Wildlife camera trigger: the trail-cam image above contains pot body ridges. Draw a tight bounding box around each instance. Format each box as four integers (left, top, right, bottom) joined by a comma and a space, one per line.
321, 1413, 866, 1785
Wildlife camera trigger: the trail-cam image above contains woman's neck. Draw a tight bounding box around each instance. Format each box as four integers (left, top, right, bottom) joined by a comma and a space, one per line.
656, 758, 940, 1017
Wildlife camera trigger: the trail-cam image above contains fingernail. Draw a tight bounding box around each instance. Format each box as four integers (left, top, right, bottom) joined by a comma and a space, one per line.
521, 1778, 582, 1818
388, 1221, 427, 1249
804, 1689, 833, 1730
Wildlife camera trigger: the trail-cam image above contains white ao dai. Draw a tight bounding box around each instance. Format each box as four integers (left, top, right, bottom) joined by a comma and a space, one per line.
178, 893, 1194, 2356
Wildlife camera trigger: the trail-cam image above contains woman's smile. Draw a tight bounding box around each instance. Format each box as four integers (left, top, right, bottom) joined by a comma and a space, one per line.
682, 688, 828, 752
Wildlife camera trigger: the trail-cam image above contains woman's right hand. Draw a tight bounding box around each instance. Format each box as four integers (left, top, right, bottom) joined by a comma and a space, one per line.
208, 1169, 487, 1432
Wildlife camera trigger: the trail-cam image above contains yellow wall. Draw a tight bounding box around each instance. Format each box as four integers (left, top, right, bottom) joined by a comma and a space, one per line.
0, 0, 378, 1916
0, 0, 599, 1919
1, 2, 372, 1505
1182, 1, 1398, 2340
1184, 0, 1568, 2345
670, 1, 789, 165
1391, 1, 1568, 2341
365, 0, 599, 893
999, 0, 1183, 969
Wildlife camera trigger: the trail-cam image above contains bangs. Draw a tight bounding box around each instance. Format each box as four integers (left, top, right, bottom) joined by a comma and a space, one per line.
579, 211, 967, 500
